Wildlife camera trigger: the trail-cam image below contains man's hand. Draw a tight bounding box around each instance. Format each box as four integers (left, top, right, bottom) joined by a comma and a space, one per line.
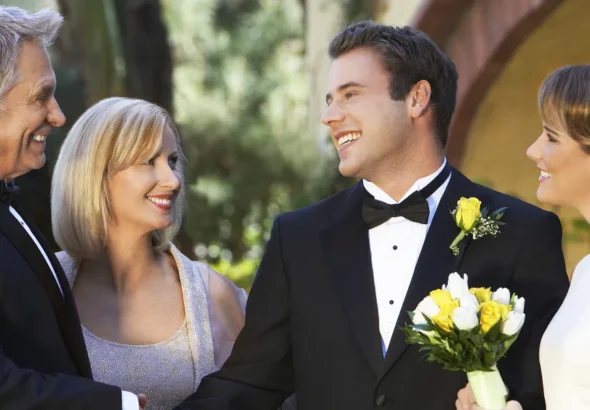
455, 384, 522, 410
138, 394, 147, 410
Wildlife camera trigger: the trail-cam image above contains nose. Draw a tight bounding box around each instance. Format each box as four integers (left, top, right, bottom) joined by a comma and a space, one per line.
157, 162, 181, 191
526, 134, 543, 162
321, 102, 345, 127
47, 96, 66, 127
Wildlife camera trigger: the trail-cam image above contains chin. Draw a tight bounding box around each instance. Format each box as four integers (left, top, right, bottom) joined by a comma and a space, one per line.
338, 160, 361, 179
536, 186, 561, 207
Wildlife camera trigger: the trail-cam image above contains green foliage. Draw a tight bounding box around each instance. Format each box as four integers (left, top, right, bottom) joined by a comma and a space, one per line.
402, 313, 519, 373
162, 0, 348, 287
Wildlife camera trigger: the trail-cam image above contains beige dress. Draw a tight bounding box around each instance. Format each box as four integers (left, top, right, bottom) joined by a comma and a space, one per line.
57, 244, 250, 409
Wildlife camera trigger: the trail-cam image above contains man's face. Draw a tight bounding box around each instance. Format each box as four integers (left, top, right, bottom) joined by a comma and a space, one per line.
0, 41, 65, 180
321, 48, 412, 181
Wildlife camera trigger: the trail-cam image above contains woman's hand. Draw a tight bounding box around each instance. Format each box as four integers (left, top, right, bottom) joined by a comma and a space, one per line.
455, 384, 523, 410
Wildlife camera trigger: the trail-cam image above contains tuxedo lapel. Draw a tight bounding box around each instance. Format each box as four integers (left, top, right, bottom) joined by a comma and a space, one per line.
381, 170, 473, 378
0, 205, 93, 378
320, 183, 384, 376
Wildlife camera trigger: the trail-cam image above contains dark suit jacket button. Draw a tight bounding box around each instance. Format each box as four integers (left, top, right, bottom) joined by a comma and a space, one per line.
375, 394, 387, 406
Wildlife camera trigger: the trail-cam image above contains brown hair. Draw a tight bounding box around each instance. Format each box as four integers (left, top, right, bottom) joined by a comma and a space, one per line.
329, 20, 458, 146
538, 65, 590, 153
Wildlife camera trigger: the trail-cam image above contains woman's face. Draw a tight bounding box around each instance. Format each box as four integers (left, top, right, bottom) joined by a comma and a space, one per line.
108, 126, 181, 234
527, 121, 590, 208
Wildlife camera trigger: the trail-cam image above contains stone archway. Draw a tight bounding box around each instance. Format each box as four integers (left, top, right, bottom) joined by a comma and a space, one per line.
413, 0, 563, 167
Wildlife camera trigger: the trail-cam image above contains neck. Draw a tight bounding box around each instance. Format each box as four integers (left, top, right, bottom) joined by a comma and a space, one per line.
367, 141, 445, 201
87, 228, 163, 294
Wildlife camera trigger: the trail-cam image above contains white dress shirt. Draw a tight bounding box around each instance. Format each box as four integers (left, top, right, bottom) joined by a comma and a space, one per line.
362, 160, 451, 356
8, 206, 139, 410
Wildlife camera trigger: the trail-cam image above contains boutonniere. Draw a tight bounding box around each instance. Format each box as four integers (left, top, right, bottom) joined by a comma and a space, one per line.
450, 197, 507, 255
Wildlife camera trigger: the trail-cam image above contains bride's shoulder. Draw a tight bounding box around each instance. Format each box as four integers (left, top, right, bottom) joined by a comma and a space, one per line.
571, 254, 590, 281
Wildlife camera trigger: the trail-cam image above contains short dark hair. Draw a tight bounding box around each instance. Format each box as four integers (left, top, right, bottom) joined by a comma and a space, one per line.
329, 21, 458, 146
538, 65, 590, 153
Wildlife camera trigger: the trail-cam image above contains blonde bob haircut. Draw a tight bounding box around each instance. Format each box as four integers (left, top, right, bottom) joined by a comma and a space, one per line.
538, 64, 590, 153
51, 97, 186, 259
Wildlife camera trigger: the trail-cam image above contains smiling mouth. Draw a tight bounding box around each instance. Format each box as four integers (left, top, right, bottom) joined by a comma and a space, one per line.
539, 170, 551, 181
147, 196, 174, 210
31, 134, 47, 142
336, 132, 361, 147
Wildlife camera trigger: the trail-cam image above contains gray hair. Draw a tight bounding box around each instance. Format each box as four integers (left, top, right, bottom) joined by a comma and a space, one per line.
0, 7, 63, 99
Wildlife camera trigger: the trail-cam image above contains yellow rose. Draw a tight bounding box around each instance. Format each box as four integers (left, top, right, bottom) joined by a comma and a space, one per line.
429, 289, 454, 308
470, 287, 492, 304
479, 301, 507, 333
455, 197, 482, 231
432, 303, 458, 332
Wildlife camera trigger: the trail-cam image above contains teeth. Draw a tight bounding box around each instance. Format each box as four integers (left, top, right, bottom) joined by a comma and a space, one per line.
540, 171, 551, 179
337, 132, 361, 146
148, 197, 171, 206
32, 135, 47, 142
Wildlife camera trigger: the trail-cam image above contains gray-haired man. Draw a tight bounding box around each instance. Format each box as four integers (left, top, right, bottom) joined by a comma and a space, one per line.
0, 7, 145, 409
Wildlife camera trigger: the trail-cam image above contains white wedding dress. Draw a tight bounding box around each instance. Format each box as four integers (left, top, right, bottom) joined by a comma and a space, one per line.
540, 254, 590, 410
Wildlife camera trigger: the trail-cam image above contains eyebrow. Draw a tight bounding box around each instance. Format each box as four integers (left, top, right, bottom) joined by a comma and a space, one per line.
325, 81, 365, 104
543, 125, 559, 137
32, 82, 55, 99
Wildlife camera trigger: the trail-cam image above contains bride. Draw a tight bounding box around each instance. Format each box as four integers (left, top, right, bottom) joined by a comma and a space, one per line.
456, 64, 590, 410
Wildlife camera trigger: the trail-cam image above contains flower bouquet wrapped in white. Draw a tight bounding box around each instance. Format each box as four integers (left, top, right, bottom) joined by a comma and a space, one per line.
403, 273, 525, 410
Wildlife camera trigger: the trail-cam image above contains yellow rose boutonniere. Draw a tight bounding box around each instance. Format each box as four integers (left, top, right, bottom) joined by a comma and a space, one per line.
450, 197, 507, 255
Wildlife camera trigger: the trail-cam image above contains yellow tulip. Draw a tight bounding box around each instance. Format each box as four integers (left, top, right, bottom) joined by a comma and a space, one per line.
479, 301, 505, 333
470, 287, 492, 304
455, 197, 482, 231
429, 289, 454, 308
432, 303, 458, 332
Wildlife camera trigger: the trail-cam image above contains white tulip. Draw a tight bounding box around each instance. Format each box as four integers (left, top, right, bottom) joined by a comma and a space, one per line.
492, 287, 511, 305
458, 293, 480, 313
446, 272, 470, 299
502, 311, 526, 336
412, 311, 427, 325
453, 306, 479, 331
415, 296, 440, 319
513, 296, 525, 314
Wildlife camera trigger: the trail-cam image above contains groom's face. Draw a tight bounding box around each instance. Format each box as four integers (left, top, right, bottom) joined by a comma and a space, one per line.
322, 48, 411, 180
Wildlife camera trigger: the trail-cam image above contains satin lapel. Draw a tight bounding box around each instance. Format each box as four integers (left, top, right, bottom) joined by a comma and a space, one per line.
320, 183, 384, 376
0, 205, 92, 378
381, 170, 473, 378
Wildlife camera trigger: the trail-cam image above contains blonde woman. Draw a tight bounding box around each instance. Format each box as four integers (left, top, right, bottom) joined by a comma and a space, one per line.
51, 97, 277, 409
456, 66, 590, 410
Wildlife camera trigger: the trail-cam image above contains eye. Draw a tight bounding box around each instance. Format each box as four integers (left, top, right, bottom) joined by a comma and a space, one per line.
546, 134, 557, 143
143, 157, 156, 166
168, 155, 179, 169
344, 92, 356, 99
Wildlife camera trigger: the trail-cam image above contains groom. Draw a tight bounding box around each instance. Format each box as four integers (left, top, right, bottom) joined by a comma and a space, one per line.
177, 22, 569, 410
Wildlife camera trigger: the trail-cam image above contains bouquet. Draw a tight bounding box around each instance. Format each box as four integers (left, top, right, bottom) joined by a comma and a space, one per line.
402, 273, 525, 410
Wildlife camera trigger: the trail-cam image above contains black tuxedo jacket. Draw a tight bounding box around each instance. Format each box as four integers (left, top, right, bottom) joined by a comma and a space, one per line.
0, 203, 122, 409
177, 169, 569, 410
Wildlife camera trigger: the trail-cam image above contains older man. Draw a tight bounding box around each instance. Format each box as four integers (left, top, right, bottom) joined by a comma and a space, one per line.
0, 7, 145, 409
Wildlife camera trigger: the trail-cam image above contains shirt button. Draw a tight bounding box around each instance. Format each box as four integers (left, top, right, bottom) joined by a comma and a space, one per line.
389, 300, 394, 305
393, 245, 398, 250
375, 394, 387, 406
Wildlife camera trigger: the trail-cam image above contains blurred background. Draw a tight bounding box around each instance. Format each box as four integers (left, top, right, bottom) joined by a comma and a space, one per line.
5, 0, 589, 287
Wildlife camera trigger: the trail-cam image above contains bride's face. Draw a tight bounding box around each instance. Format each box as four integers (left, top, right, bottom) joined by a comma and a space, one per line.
526, 122, 590, 208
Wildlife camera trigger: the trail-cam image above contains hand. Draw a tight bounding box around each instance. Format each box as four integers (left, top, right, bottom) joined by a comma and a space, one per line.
138, 393, 148, 410
455, 384, 523, 410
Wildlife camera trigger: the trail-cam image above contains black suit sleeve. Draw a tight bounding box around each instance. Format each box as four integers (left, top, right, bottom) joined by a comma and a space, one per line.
176, 216, 294, 410
498, 212, 569, 410
0, 348, 123, 410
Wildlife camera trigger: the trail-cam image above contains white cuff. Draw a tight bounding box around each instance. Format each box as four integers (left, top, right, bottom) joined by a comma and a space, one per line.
122, 390, 140, 410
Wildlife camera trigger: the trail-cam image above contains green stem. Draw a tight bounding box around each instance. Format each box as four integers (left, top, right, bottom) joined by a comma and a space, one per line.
450, 231, 467, 255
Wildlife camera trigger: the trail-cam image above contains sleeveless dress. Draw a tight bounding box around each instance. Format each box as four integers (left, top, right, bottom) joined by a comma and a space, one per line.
540, 254, 590, 410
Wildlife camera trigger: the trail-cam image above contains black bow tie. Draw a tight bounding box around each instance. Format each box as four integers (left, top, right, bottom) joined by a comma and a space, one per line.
362, 163, 452, 228
0, 179, 21, 206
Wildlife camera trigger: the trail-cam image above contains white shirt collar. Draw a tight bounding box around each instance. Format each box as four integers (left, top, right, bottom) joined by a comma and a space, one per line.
362, 158, 448, 205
